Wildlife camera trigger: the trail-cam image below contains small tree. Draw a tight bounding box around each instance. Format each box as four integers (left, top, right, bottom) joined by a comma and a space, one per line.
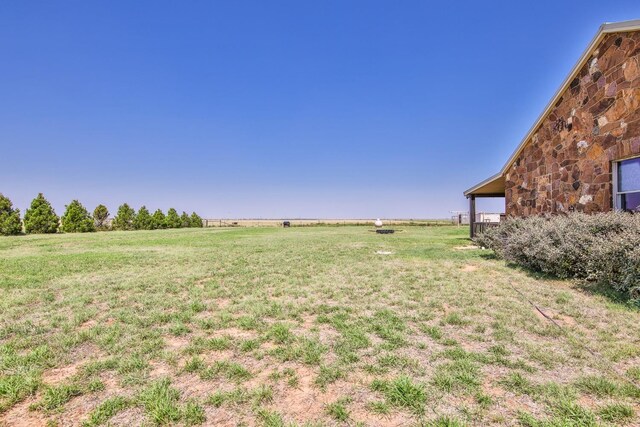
112, 203, 136, 230
93, 204, 110, 230
24, 193, 59, 234
61, 200, 95, 233
151, 209, 166, 230
0, 194, 22, 236
134, 206, 153, 230
180, 211, 191, 228
190, 212, 203, 228
166, 208, 181, 228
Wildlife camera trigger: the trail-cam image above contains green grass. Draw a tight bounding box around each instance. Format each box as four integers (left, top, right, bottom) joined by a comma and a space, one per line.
325, 397, 351, 422
137, 378, 182, 424
83, 396, 132, 427
371, 375, 428, 414
1, 226, 639, 425
599, 403, 635, 423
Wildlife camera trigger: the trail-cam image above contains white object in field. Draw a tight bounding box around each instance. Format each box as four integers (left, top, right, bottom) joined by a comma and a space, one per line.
374, 219, 383, 228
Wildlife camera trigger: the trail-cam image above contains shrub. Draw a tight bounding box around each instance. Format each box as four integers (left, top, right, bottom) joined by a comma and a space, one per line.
190, 212, 203, 228
93, 204, 110, 230
0, 194, 22, 236
61, 200, 95, 233
134, 206, 153, 230
180, 211, 191, 228
151, 209, 166, 229
112, 203, 136, 231
475, 212, 640, 300
24, 193, 59, 234
166, 208, 181, 229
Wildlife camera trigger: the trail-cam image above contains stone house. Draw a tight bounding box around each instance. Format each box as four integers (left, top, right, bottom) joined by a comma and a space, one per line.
464, 19, 640, 237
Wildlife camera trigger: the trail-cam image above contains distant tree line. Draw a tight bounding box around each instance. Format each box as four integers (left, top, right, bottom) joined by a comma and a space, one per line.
0, 193, 204, 236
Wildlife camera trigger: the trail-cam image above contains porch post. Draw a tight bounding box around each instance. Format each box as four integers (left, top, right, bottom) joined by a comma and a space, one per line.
469, 195, 476, 238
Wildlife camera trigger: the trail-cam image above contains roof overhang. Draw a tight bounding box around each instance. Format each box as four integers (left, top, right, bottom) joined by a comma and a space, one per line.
464, 173, 505, 197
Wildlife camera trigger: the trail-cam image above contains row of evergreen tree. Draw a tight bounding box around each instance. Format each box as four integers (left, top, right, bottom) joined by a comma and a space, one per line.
0, 193, 204, 236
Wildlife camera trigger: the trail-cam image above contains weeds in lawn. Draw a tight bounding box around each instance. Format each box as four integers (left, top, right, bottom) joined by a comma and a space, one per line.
371, 375, 427, 414
1, 226, 639, 425
325, 397, 351, 421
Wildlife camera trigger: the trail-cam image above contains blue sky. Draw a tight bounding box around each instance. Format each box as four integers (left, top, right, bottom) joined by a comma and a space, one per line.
2, 1, 639, 218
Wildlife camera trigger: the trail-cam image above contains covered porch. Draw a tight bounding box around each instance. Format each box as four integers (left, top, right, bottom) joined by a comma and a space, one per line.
464, 173, 506, 238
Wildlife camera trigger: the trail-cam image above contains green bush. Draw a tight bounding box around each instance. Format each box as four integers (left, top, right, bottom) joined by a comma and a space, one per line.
180, 211, 191, 228
134, 206, 153, 230
475, 212, 640, 300
0, 194, 22, 236
61, 200, 95, 233
166, 208, 181, 229
190, 212, 203, 228
93, 204, 110, 230
112, 203, 136, 231
24, 193, 59, 234
151, 209, 166, 229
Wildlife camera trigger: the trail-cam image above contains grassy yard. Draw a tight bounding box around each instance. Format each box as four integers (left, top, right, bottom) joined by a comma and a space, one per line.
0, 226, 639, 426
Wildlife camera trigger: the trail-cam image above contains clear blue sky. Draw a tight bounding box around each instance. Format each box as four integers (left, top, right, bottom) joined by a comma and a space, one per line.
2, 1, 639, 218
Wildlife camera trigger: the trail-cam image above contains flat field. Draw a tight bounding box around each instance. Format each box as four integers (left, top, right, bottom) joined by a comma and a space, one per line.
200, 219, 451, 228
0, 226, 639, 426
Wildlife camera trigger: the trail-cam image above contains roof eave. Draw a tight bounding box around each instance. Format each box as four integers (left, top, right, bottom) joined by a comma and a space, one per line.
463, 172, 504, 197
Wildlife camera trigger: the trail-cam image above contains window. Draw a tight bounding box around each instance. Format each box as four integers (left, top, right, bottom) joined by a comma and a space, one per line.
614, 157, 640, 212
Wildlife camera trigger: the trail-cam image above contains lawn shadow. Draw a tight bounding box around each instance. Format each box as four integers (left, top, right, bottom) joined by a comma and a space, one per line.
574, 281, 639, 310
499, 259, 639, 310
477, 252, 498, 260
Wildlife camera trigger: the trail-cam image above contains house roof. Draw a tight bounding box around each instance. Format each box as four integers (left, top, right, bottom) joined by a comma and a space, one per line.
463, 173, 505, 197
464, 19, 640, 197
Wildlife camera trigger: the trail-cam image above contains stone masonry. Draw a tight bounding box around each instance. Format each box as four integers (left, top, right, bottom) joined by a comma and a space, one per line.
506, 31, 640, 216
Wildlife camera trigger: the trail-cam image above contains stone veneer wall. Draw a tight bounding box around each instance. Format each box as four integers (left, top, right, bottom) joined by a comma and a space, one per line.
505, 31, 640, 216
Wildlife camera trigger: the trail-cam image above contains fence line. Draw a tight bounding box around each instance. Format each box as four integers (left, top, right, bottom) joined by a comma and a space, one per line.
201, 219, 451, 228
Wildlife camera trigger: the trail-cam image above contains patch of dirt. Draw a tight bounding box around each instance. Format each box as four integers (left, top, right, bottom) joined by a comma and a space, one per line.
461, 264, 478, 272
482, 382, 507, 399
214, 327, 258, 340
216, 298, 231, 309
578, 394, 599, 410
299, 314, 316, 329
202, 349, 235, 363
453, 245, 480, 250
42, 343, 103, 386
459, 338, 489, 353
71, 343, 103, 361
556, 314, 577, 327
533, 307, 577, 327
78, 319, 98, 330
172, 372, 221, 399
260, 341, 277, 351
348, 399, 414, 426
0, 398, 49, 427
164, 335, 191, 351
149, 360, 173, 378
42, 362, 82, 386
266, 368, 326, 422
107, 407, 146, 426
203, 406, 255, 427
265, 364, 349, 423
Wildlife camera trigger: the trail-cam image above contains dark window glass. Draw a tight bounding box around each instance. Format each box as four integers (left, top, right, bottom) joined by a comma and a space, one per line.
621, 192, 640, 212
618, 157, 640, 192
